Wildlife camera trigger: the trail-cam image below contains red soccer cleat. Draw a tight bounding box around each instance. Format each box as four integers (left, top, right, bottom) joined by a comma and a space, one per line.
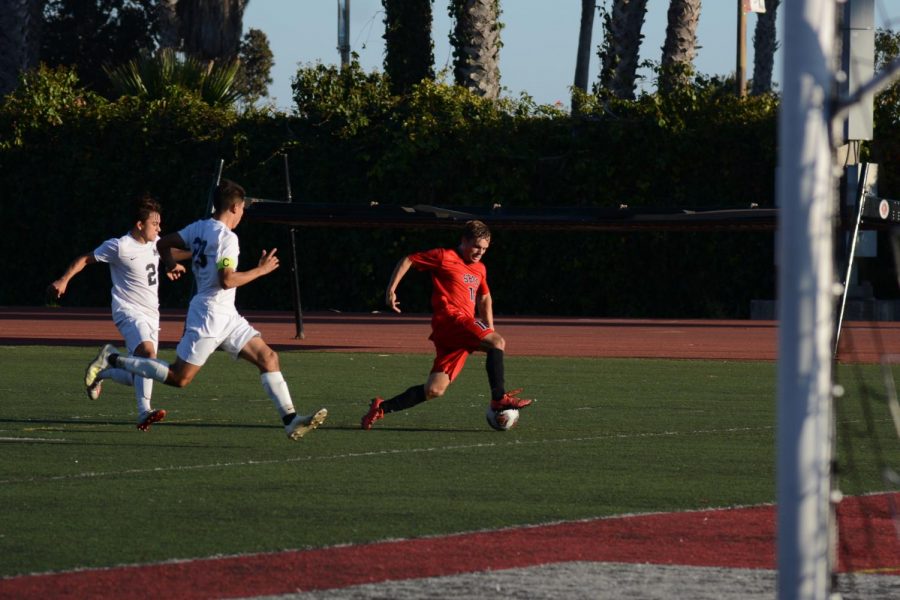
361, 397, 384, 430
490, 388, 532, 411
137, 409, 167, 431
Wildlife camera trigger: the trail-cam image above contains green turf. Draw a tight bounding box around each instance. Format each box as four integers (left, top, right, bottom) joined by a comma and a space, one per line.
0, 346, 896, 577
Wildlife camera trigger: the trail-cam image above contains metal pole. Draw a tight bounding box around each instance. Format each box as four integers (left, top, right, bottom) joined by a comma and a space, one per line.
337, 0, 350, 67
204, 158, 224, 217
834, 163, 870, 357
776, 1, 836, 598
737, 0, 747, 97
283, 154, 305, 339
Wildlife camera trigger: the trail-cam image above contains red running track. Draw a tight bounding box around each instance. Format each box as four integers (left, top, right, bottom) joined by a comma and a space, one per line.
3, 306, 900, 362
1, 494, 897, 599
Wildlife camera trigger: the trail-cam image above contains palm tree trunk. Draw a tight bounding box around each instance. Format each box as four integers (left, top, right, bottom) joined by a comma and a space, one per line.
383, 0, 435, 95
573, 0, 595, 98
659, 0, 702, 93
0, 0, 42, 96
158, 0, 181, 50
178, 0, 247, 61
450, 0, 501, 99
751, 0, 780, 95
601, 0, 649, 100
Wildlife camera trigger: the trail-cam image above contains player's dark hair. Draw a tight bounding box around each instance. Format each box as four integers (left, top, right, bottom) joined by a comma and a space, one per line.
463, 220, 491, 241
134, 192, 161, 223
213, 179, 246, 213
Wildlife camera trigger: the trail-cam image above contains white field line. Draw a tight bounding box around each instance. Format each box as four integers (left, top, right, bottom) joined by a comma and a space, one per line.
0, 437, 69, 443
2, 418, 893, 486
0, 424, 774, 485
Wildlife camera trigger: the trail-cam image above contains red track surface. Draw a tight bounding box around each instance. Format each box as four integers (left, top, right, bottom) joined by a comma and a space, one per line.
1, 495, 897, 599
3, 306, 900, 362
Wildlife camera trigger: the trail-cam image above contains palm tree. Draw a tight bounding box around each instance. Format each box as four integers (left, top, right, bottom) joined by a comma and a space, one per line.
0, 0, 43, 96
599, 0, 649, 100
383, 0, 435, 95
750, 0, 780, 95
177, 0, 247, 61
449, 0, 501, 99
573, 0, 595, 107
659, 0, 702, 93
104, 48, 242, 107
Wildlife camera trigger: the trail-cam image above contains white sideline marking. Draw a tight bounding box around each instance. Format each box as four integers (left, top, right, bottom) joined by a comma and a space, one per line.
0, 437, 68, 443
0, 425, 774, 485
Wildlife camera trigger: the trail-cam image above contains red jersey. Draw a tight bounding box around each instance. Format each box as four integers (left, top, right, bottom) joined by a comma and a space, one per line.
409, 248, 490, 318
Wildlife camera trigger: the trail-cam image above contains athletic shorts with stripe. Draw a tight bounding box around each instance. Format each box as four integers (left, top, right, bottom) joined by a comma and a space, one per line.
428, 312, 494, 382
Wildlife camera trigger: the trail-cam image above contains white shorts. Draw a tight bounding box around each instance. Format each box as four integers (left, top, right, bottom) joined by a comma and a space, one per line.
176, 307, 260, 366
113, 311, 159, 355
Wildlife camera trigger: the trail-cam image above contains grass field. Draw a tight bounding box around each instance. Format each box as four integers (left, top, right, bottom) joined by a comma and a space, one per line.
0, 345, 897, 579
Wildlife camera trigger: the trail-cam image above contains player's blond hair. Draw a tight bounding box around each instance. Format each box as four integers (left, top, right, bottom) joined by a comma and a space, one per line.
463, 220, 491, 241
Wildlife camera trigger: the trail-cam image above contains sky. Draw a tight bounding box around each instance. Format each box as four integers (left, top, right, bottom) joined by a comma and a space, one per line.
244, 1, 900, 112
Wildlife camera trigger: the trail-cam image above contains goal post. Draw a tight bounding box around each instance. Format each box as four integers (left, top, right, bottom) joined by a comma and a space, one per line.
776, 1, 837, 598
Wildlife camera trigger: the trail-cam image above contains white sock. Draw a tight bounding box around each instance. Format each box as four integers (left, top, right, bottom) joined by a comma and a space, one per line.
99, 367, 135, 387
135, 377, 153, 415
261, 371, 295, 418
116, 356, 170, 383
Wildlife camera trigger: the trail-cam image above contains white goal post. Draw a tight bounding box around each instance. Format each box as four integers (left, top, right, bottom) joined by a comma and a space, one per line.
776, 1, 837, 599
778, 2, 900, 598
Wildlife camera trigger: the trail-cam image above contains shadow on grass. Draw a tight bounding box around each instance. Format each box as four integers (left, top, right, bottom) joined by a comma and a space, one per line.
327, 424, 487, 433
0, 418, 490, 436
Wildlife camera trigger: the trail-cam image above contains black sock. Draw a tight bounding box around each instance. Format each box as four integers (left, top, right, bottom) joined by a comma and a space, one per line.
282, 412, 296, 426
486, 349, 505, 401
109, 353, 120, 367
381, 385, 427, 414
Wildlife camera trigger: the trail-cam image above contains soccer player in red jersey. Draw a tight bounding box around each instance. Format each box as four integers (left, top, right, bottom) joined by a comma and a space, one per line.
361, 220, 531, 429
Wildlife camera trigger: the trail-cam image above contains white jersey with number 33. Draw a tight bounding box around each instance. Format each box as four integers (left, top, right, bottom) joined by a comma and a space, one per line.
178, 218, 240, 313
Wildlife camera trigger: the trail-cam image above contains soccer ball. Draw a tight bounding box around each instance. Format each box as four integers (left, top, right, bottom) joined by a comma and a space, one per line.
485, 407, 519, 431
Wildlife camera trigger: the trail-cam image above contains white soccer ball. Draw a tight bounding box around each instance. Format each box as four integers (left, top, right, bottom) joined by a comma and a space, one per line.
485, 407, 520, 431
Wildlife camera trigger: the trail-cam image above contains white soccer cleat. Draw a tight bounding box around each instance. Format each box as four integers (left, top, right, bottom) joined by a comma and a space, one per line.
84, 343, 116, 388
86, 380, 102, 401
285, 408, 327, 440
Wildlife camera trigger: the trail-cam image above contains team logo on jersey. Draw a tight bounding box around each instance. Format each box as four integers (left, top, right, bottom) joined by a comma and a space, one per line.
462, 273, 479, 284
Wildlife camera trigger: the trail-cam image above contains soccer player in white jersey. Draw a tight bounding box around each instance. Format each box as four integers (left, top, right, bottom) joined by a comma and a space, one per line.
49, 195, 173, 431
84, 179, 327, 440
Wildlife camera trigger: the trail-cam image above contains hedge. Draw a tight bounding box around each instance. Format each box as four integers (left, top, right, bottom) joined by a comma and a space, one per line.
0, 63, 828, 318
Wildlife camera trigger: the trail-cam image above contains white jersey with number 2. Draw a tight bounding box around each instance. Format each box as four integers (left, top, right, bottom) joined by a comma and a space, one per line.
93, 233, 160, 321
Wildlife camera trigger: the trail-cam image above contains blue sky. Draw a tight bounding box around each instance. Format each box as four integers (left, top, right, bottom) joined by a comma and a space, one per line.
244, 1, 900, 111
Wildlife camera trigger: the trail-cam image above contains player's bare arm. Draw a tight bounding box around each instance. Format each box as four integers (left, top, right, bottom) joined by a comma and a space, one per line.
477, 293, 494, 329
157, 233, 188, 280
386, 255, 413, 313
219, 248, 279, 290
49, 253, 97, 299
164, 248, 192, 281
169, 248, 193, 263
